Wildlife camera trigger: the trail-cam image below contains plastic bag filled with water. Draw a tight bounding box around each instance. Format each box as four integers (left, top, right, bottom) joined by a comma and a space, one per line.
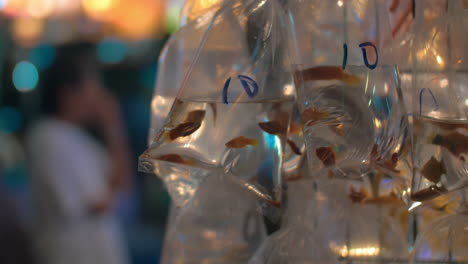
140, 0, 295, 215
290, 0, 409, 184
409, 0, 468, 209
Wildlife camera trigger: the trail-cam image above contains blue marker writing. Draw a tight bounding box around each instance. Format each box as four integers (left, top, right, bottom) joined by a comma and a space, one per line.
222, 75, 259, 104
359, 42, 378, 70
342, 43, 348, 69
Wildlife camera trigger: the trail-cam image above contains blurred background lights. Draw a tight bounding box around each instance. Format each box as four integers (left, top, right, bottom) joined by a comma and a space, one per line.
97, 37, 128, 64
26, 0, 56, 18
30, 44, 56, 69
0, 0, 7, 10
0, 106, 23, 134
12, 17, 44, 47
83, 0, 112, 12
13, 61, 39, 92
82, 0, 113, 21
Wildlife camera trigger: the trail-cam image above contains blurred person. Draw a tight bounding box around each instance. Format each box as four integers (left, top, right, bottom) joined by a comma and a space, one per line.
26, 43, 131, 264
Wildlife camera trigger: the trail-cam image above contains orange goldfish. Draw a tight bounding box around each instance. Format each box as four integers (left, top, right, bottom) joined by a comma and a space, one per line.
225, 136, 258, 149
157, 154, 194, 165
432, 132, 468, 157
316, 146, 336, 167
420, 156, 446, 184
301, 108, 330, 126
168, 122, 201, 141
299, 66, 361, 85
184, 110, 206, 123
287, 139, 302, 155
258, 121, 287, 135
411, 185, 447, 202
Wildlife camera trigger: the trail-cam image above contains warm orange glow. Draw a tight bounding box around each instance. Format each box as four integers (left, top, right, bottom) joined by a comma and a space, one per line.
109, 0, 166, 40
82, 0, 115, 21
12, 17, 44, 47
26, 0, 55, 18
83, 0, 112, 12
3, 0, 27, 16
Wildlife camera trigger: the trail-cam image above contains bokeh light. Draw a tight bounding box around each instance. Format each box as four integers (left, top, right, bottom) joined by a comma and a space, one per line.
82, 0, 114, 21
0, 0, 7, 10
165, 7, 180, 34
83, 0, 112, 12
0, 106, 23, 134
26, 0, 55, 18
12, 17, 44, 47
29, 44, 56, 70
12, 61, 39, 92
97, 37, 128, 64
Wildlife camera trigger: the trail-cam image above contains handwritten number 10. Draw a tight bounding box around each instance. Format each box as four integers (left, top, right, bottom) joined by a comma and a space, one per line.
343, 42, 379, 70
223, 41, 378, 104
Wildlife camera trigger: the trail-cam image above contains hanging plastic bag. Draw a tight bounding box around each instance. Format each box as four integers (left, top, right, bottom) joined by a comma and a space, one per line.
152, 3, 225, 262
285, 0, 411, 261
140, 0, 295, 214
290, 0, 408, 184
408, 1, 468, 262
409, 0, 468, 210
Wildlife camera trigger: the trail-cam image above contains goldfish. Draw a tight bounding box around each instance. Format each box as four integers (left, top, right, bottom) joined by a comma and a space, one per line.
383, 153, 399, 170
287, 139, 302, 155
363, 194, 405, 206
411, 185, 447, 202
316, 146, 336, 167
286, 173, 304, 182
168, 122, 201, 141
258, 121, 287, 135
349, 186, 367, 203
301, 108, 330, 126
225, 136, 258, 148
330, 123, 346, 136
298, 66, 361, 85
370, 144, 400, 172
165, 109, 206, 141
432, 131, 468, 157
289, 121, 303, 135
420, 156, 446, 183
184, 110, 206, 123
156, 154, 193, 165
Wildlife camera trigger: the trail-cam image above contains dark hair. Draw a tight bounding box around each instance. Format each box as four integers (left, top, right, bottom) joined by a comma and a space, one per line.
41, 42, 97, 115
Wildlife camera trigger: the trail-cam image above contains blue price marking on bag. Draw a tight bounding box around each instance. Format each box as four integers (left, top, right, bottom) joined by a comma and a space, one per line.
238, 75, 259, 98
222, 75, 259, 104
222, 77, 232, 104
359, 42, 378, 70
342, 43, 348, 69
419, 88, 439, 116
